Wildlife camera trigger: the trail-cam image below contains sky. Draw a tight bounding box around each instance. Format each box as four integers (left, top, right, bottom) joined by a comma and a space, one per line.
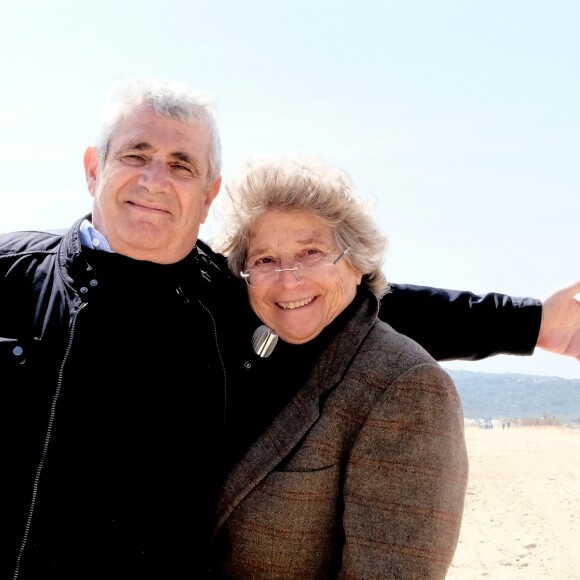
1, 0, 578, 378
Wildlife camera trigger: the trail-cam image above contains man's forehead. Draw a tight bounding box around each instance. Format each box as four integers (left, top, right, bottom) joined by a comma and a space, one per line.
111, 114, 209, 157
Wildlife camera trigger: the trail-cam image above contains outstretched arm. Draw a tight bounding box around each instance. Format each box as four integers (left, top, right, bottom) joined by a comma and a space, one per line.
537, 280, 580, 361
378, 283, 542, 361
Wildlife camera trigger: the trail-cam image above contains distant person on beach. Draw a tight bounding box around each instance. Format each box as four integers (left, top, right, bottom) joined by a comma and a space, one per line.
1, 77, 579, 577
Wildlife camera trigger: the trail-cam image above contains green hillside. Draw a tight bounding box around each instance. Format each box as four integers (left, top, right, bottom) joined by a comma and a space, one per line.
445, 369, 580, 423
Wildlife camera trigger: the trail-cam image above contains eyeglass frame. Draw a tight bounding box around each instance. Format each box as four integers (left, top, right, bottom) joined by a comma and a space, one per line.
240, 247, 350, 288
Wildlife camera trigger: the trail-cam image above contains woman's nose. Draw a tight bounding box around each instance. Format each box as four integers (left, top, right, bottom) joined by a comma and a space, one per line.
276, 267, 300, 287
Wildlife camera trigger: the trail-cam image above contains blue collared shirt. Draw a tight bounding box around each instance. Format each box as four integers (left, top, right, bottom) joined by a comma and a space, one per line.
79, 219, 113, 252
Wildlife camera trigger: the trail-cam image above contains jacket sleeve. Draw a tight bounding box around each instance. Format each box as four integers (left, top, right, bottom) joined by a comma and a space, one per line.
378, 283, 542, 361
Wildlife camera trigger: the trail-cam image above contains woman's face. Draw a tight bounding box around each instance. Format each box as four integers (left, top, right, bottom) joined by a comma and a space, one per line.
244, 209, 363, 344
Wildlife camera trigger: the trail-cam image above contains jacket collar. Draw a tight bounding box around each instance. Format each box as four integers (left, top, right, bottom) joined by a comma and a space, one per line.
57, 214, 235, 293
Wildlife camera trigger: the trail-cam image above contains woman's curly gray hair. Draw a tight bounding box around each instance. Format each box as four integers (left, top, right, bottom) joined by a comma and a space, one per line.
212, 153, 389, 298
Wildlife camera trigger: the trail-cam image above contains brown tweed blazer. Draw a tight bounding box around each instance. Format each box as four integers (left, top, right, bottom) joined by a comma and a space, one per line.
212, 293, 468, 579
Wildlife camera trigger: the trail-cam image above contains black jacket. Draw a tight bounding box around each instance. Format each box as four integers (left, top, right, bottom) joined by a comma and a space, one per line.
0, 215, 541, 578
0, 216, 241, 578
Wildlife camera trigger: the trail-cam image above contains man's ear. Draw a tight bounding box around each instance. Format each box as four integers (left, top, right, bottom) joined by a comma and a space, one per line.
83, 147, 99, 197
200, 176, 222, 224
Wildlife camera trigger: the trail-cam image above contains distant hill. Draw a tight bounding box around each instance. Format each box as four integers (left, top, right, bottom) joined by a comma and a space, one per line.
444, 369, 580, 422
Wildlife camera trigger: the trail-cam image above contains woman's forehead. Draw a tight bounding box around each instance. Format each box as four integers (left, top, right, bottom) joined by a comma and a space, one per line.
248, 211, 335, 254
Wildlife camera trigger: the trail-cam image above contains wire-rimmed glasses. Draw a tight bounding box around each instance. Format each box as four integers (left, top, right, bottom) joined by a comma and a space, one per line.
241, 248, 350, 288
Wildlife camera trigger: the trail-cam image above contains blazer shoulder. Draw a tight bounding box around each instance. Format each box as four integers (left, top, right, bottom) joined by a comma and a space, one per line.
359, 320, 456, 384
369, 319, 438, 365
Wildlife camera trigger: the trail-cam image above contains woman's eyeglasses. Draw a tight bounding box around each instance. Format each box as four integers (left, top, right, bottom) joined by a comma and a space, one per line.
241, 248, 350, 288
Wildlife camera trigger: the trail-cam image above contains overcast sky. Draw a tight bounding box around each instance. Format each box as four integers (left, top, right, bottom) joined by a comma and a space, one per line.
1, 0, 578, 378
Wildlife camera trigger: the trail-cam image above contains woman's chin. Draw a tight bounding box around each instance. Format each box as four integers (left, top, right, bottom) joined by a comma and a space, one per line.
277, 328, 321, 345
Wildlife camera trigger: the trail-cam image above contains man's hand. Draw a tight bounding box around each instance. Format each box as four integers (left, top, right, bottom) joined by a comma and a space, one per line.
537, 280, 580, 361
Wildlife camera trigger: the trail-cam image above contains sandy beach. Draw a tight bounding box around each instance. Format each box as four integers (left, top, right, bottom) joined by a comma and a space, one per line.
447, 424, 580, 579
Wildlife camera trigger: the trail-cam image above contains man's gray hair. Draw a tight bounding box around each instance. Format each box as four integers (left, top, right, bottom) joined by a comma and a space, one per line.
94, 78, 222, 181
213, 153, 389, 298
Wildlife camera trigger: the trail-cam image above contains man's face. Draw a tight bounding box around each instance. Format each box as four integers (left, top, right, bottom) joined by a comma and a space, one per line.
84, 104, 221, 264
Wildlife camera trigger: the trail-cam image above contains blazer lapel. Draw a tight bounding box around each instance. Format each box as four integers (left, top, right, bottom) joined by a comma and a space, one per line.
214, 291, 380, 534
214, 383, 321, 531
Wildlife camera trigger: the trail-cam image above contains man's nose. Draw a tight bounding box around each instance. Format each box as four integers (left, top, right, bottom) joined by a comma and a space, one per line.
139, 160, 170, 191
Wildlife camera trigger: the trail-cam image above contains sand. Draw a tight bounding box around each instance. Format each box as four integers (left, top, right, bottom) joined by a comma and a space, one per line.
447, 424, 580, 579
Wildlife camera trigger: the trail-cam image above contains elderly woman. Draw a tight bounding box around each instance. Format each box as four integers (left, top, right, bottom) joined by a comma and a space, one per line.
211, 154, 468, 579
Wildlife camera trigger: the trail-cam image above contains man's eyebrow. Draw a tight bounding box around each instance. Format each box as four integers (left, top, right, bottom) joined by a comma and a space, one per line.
122, 143, 190, 159
170, 151, 195, 165
122, 143, 197, 168
126, 142, 151, 151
